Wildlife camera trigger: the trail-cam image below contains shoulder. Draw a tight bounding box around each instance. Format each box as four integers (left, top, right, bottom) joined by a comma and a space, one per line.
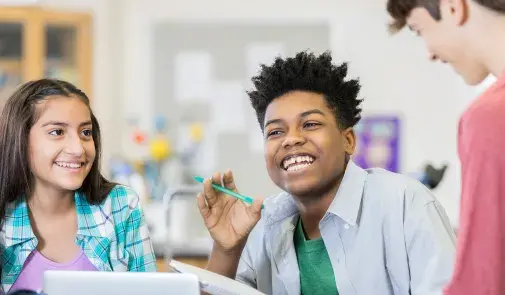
98, 184, 143, 221
259, 191, 297, 226
0, 197, 30, 244
241, 191, 293, 244
362, 169, 453, 240
105, 184, 141, 207
242, 191, 295, 255
363, 168, 438, 211
460, 88, 505, 145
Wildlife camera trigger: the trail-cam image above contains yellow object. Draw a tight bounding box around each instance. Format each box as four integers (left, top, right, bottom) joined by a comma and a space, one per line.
132, 160, 144, 172
149, 137, 172, 161
189, 123, 204, 142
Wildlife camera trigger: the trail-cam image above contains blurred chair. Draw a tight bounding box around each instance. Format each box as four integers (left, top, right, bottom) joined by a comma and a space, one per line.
162, 186, 212, 270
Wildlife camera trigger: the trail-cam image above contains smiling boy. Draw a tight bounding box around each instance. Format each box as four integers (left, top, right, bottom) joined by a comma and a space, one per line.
386, 1, 505, 294
197, 51, 456, 295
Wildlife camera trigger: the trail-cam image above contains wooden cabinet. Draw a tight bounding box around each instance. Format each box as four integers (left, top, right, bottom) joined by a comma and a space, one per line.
0, 6, 92, 110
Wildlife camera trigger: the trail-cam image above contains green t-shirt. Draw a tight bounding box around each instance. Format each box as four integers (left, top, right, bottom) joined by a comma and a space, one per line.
294, 218, 339, 295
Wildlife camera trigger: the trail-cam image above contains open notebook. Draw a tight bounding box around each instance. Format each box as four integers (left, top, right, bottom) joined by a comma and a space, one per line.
169, 260, 266, 295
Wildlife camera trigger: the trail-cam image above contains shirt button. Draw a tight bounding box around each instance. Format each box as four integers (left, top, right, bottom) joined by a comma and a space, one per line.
344, 224, 350, 229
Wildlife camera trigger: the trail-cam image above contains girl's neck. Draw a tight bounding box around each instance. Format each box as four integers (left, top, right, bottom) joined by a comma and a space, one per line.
28, 184, 75, 216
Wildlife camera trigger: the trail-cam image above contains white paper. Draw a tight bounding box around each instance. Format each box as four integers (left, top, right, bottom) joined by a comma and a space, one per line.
174, 51, 214, 102
210, 81, 247, 132
245, 42, 286, 79
170, 260, 266, 295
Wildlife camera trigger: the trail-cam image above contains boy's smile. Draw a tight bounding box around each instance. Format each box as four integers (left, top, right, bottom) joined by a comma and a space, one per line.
281, 153, 316, 173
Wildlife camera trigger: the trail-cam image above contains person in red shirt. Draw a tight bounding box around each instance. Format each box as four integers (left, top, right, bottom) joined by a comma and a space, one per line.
385, 0, 505, 294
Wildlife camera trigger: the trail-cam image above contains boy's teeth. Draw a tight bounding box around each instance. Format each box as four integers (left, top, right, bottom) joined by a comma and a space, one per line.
283, 155, 315, 170
287, 163, 311, 172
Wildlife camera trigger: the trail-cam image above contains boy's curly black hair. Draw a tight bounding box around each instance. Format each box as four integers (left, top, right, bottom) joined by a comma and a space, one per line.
247, 50, 363, 131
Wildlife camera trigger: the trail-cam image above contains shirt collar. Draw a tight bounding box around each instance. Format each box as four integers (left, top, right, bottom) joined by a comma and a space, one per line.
326, 160, 367, 226
1, 191, 105, 248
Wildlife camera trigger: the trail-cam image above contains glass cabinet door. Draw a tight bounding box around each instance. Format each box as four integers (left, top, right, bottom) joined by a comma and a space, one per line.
44, 24, 79, 85
0, 22, 23, 112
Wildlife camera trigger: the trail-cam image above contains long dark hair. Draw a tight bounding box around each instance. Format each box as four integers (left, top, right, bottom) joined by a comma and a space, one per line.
0, 78, 116, 224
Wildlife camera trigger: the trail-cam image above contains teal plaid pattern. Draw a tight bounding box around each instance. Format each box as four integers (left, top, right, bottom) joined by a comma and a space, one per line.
0, 185, 157, 292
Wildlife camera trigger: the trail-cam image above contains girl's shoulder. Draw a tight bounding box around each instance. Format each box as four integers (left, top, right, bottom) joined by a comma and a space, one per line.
78, 184, 142, 224
99, 184, 141, 215
104, 184, 140, 206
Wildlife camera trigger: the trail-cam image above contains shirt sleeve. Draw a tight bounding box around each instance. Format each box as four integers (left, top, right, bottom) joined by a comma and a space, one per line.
404, 188, 457, 295
235, 246, 257, 288
123, 187, 157, 272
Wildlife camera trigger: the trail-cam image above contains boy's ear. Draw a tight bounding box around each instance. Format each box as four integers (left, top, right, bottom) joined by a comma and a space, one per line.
441, 0, 469, 25
343, 128, 356, 155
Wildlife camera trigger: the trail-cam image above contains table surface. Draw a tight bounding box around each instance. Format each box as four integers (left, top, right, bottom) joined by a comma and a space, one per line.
157, 257, 208, 271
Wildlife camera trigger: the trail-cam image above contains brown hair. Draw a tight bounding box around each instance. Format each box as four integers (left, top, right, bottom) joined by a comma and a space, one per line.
387, 0, 505, 33
0, 78, 116, 224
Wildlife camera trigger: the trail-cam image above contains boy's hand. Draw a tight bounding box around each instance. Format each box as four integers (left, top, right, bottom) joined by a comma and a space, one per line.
197, 170, 263, 252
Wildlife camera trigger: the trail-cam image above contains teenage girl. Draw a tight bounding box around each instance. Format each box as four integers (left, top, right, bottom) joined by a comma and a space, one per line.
0, 79, 156, 293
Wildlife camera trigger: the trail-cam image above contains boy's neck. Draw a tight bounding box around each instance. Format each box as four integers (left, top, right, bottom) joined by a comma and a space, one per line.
28, 183, 75, 217
480, 27, 505, 78
471, 6, 505, 77
295, 175, 342, 240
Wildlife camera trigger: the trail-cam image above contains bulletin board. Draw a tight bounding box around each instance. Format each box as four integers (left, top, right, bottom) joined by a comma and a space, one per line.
352, 115, 401, 173
152, 22, 331, 198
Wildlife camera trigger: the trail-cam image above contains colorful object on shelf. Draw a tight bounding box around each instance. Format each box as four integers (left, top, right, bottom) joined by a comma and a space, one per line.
116, 115, 207, 201
189, 123, 204, 142
132, 130, 147, 144
149, 136, 173, 161
154, 115, 167, 133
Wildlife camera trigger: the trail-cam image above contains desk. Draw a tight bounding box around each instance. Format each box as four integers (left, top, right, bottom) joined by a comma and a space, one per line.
157, 257, 208, 271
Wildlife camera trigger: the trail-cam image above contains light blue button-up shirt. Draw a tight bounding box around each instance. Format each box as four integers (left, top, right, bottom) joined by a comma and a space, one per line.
236, 161, 456, 295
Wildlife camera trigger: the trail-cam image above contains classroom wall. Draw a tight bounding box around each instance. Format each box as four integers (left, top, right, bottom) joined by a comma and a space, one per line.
119, 0, 484, 226
37, 0, 492, 227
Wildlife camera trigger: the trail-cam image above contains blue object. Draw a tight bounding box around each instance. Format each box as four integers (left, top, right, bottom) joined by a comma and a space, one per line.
193, 176, 264, 209
154, 115, 166, 133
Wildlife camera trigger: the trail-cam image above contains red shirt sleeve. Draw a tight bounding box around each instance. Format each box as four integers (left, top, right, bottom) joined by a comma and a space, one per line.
444, 93, 505, 295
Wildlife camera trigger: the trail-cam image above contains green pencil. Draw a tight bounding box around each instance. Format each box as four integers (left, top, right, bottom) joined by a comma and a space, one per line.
193, 176, 264, 209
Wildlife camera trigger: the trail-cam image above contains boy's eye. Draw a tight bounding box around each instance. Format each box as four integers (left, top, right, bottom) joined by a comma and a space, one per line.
267, 130, 283, 137
49, 129, 64, 136
303, 122, 320, 128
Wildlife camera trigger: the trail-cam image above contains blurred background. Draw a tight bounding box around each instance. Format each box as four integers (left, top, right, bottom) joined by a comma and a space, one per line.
0, 0, 497, 271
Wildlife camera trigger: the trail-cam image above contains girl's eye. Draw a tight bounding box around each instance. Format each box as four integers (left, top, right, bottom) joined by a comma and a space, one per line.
82, 129, 92, 137
49, 129, 64, 136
